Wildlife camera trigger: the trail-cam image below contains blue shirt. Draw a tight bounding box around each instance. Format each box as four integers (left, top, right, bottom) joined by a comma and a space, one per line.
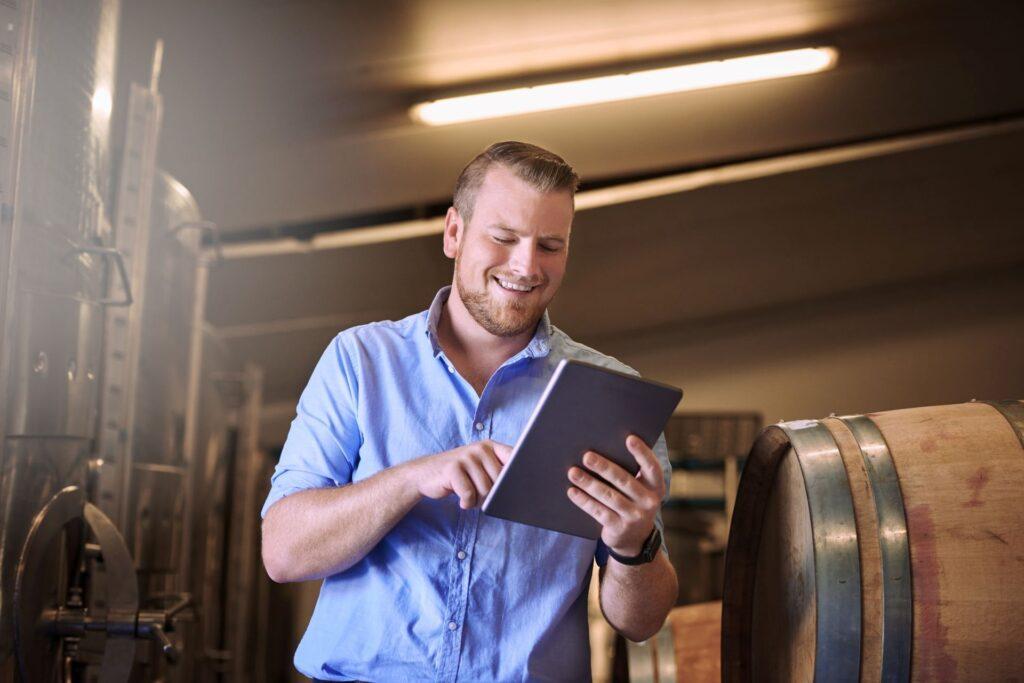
262, 287, 671, 682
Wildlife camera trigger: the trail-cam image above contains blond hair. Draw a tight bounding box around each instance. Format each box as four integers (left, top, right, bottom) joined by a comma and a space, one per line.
453, 141, 579, 224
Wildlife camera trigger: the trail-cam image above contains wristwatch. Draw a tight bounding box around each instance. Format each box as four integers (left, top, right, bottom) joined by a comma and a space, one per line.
606, 527, 662, 566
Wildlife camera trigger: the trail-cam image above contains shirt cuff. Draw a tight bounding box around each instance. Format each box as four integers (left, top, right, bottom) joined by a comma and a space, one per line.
261, 469, 336, 518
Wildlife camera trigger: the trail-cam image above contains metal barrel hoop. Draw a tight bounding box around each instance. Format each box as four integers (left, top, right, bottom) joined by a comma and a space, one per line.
777, 419, 862, 683
983, 400, 1024, 448
840, 414, 913, 683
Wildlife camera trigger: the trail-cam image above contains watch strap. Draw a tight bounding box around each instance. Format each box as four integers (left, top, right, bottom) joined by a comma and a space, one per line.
606, 527, 661, 565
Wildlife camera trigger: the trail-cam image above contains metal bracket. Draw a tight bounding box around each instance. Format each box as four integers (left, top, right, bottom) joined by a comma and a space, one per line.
70, 245, 133, 307
13, 486, 192, 683
173, 219, 222, 264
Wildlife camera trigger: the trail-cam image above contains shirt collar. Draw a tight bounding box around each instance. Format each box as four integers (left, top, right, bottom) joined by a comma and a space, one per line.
425, 287, 448, 357
425, 285, 552, 360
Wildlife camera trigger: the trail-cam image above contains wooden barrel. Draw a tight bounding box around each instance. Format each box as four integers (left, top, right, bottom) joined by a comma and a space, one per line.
722, 400, 1024, 682
627, 600, 722, 683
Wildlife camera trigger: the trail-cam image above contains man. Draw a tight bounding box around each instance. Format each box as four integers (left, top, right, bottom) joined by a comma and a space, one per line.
261, 141, 678, 682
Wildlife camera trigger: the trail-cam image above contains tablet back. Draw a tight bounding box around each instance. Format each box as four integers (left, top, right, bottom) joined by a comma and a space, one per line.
482, 359, 682, 539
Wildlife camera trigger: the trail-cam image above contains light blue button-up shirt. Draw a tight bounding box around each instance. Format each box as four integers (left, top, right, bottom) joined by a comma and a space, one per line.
262, 287, 671, 682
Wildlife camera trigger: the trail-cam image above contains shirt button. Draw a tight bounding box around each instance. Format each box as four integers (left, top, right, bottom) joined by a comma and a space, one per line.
457, 550, 467, 560
474, 422, 484, 431
448, 621, 457, 631
447, 365, 455, 373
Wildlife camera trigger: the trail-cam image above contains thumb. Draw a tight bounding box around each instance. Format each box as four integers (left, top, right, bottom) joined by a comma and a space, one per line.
490, 441, 514, 465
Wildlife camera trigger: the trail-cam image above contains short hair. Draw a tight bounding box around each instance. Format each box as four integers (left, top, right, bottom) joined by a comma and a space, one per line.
452, 141, 580, 224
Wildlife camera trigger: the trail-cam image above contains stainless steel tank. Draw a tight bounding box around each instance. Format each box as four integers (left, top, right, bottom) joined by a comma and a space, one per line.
181, 330, 271, 683
127, 171, 202, 596
0, 1, 120, 680
119, 170, 208, 683
0, 2, 275, 679
190, 330, 240, 681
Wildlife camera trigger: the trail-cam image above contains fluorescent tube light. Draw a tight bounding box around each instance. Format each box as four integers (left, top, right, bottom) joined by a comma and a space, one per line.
411, 47, 837, 126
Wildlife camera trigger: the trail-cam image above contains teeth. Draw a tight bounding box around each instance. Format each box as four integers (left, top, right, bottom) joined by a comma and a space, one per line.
497, 278, 533, 292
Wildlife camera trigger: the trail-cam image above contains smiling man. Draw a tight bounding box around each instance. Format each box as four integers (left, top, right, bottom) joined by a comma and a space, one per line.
261, 141, 678, 682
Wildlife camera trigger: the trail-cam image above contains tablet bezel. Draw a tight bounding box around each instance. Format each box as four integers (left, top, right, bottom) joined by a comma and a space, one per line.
481, 358, 682, 539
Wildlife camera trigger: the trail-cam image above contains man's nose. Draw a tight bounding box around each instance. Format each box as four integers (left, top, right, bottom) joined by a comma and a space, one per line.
508, 243, 541, 280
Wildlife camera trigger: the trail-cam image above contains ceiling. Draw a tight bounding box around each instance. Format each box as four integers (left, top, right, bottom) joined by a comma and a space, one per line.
113, 1, 1024, 426
118, 1, 1024, 231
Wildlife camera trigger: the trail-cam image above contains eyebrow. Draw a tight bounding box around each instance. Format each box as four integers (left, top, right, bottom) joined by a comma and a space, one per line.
489, 223, 567, 244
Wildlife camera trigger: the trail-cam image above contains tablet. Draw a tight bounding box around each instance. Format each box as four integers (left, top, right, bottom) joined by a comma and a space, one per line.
481, 358, 683, 539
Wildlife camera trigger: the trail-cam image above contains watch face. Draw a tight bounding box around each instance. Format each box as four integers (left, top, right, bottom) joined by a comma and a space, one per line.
608, 527, 661, 565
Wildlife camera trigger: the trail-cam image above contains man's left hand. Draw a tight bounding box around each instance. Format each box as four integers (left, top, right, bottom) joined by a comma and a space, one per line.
566, 434, 665, 557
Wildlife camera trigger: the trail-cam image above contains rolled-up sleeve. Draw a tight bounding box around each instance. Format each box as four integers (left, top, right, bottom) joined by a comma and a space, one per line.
261, 333, 362, 518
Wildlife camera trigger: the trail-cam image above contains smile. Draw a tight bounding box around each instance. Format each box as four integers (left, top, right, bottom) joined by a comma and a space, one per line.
494, 277, 536, 293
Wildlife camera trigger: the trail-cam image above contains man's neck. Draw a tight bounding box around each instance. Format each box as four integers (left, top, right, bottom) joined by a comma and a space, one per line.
437, 289, 538, 388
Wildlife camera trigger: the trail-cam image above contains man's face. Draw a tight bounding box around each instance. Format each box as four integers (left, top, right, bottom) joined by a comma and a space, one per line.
444, 164, 574, 338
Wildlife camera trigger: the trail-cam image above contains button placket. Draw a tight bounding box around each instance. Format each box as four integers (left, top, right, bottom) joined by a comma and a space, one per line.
444, 509, 481, 683
472, 400, 488, 437
439, 509, 468, 682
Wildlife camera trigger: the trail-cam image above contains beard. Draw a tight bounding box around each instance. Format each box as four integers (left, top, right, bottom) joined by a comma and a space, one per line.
454, 253, 547, 338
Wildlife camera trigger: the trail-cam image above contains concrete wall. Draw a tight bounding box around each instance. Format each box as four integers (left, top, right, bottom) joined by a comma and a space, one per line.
607, 266, 1024, 425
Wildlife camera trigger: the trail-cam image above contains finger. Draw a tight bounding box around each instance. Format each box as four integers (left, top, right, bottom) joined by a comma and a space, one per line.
463, 458, 494, 502
566, 486, 618, 527
568, 465, 633, 516
478, 448, 504, 483
627, 435, 665, 492
450, 467, 477, 509
581, 451, 646, 502
489, 441, 513, 465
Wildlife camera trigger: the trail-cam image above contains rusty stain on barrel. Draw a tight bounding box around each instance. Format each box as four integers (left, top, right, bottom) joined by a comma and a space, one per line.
962, 467, 989, 508
905, 503, 957, 682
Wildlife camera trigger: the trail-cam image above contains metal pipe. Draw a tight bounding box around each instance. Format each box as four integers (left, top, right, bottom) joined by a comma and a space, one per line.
209, 116, 1024, 261
179, 258, 209, 590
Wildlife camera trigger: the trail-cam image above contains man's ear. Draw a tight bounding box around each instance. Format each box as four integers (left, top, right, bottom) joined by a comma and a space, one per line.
443, 207, 462, 259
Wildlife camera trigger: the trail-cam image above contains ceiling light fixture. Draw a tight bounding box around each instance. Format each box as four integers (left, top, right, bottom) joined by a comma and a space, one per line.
411, 47, 838, 126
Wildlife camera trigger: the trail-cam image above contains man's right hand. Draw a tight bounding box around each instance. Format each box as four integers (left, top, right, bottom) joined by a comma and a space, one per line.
411, 440, 513, 509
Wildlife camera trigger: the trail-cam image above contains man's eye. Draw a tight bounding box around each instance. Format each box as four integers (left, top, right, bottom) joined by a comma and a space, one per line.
540, 244, 561, 253
494, 237, 514, 244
